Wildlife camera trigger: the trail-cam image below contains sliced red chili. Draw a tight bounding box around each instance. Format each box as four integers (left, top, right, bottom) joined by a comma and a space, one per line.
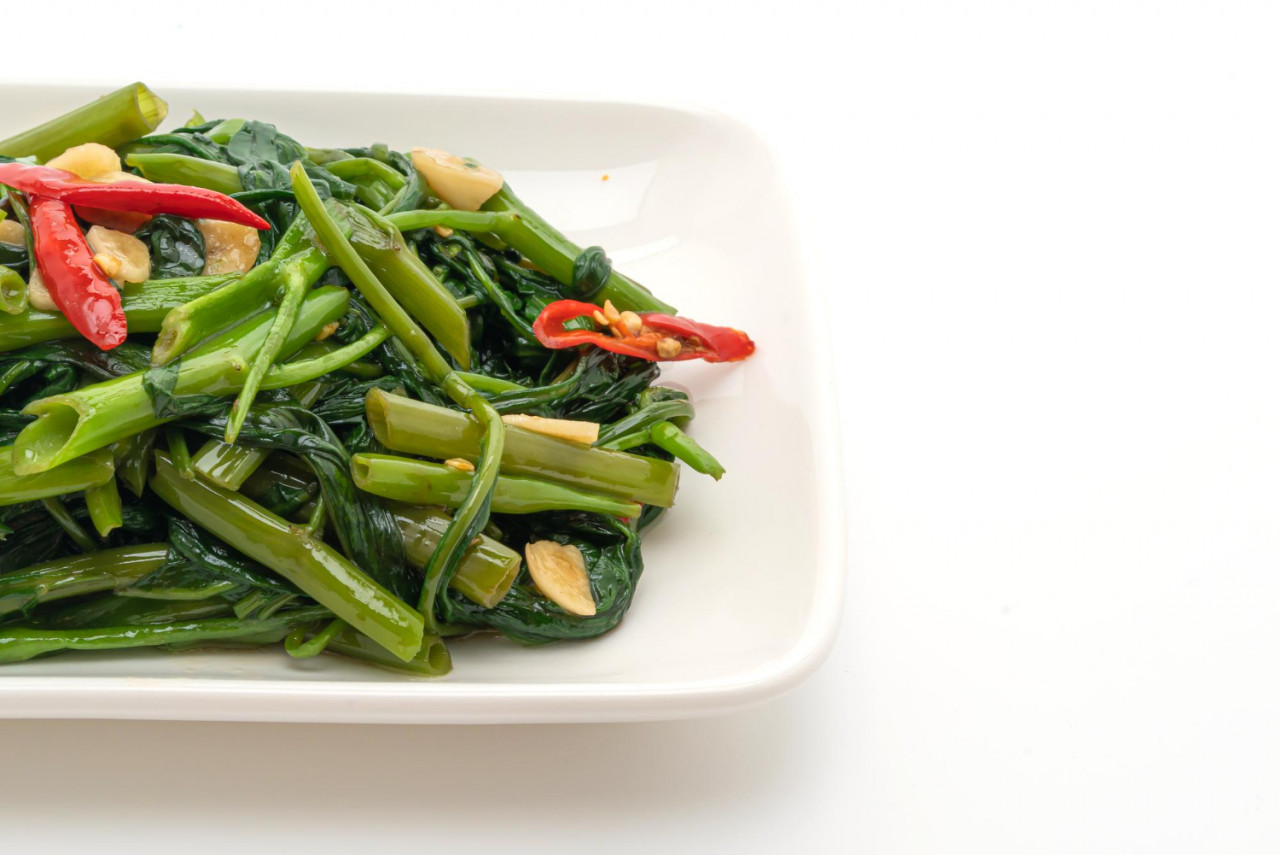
0, 162, 269, 230
533, 300, 755, 363
28, 196, 127, 350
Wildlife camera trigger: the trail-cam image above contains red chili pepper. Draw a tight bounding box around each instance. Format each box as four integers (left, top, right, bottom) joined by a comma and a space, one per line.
28, 196, 127, 350
0, 162, 269, 230
533, 300, 755, 363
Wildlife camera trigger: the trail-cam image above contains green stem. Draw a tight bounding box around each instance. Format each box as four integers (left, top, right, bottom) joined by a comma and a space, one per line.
0, 274, 236, 353
151, 217, 322, 366
0, 544, 166, 617
388, 186, 676, 313
0, 265, 26, 315
291, 165, 506, 632
352, 207, 471, 367
595, 399, 695, 446
455, 372, 525, 394
112, 429, 157, 497
260, 323, 390, 389
326, 625, 451, 676
150, 452, 424, 661
366, 388, 678, 507
191, 382, 326, 492
0, 445, 114, 507
650, 420, 725, 480
0, 83, 167, 162
391, 505, 521, 609
40, 497, 97, 552
283, 617, 345, 658
223, 261, 311, 443
0, 607, 331, 665
353, 453, 641, 517
165, 427, 194, 480
84, 476, 124, 537
124, 152, 243, 194
12, 287, 349, 476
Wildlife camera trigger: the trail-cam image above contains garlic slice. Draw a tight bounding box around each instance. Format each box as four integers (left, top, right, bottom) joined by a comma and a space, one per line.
501, 413, 600, 445
0, 218, 24, 245
525, 540, 596, 616
410, 147, 504, 211
26, 267, 58, 313
85, 226, 151, 283
197, 219, 261, 275
45, 143, 121, 179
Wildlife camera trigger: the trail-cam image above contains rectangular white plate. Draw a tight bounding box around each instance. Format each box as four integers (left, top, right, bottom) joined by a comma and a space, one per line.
0, 85, 844, 723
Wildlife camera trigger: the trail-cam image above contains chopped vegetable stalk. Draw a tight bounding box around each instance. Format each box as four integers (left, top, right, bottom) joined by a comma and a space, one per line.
0, 83, 167, 162
150, 453, 424, 662
352, 453, 643, 517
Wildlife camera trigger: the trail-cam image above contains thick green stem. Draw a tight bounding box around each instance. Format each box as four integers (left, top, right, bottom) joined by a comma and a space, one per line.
151, 217, 322, 366
112, 429, 157, 497
353, 207, 471, 367
84, 476, 124, 536
125, 152, 243, 194
292, 165, 505, 632
12, 287, 348, 476
0, 83, 167, 162
0, 265, 26, 316
354, 453, 641, 517
326, 625, 451, 676
0, 544, 167, 617
191, 382, 325, 491
366, 388, 678, 507
150, 453, 424, 661
0, 606, 331, 665
0, 445, 114, 506
0, 274, 236, 353
391, 505, 521, 609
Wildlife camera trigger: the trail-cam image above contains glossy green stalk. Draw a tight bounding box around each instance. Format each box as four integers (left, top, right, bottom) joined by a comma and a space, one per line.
43, 592, 233, 630
291, 165, 506, 630
327, 625, 451, 676
0, 265, 26, 315
165, 427, 194, 480
392, 505, 521, 609
0, 606, 331, 665
223, 260, 311, 444
125, 152, 242, 194
595, 399, 695, 446
388, 185, 675, 313
289, 341, 383, 378
650, 421, 725, 480
0, 544, 166, 617
112, 429, 157, 497
366, 389, 678, 507
151, 217, 321, 366
40, 497, 97, 552
192, 382, 325, 491
456, 372, 524, 394
150, 453, 424, 661
262, 323, 390, 388
354, 453, 642, 517
0, 445, 114, 506
0, 83, 167, 162
84, 476, 124, 537
284, 617, 345, 658
0, 274, 236, 353
12, 287, 348, 476
352, 207, 471, 367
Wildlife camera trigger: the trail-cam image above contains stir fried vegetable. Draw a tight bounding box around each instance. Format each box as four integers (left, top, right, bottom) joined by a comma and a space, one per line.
0, 84, 755, 675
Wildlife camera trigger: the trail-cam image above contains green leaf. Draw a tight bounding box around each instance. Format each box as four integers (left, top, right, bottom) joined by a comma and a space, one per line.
135, 215, 206, 278
571, 246, 612, 299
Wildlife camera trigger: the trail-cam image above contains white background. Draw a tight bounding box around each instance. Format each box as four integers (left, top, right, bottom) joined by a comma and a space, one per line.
3, 1, 1278, 851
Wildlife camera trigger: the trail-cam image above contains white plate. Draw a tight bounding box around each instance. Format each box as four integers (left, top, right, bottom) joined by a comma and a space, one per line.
0, 85, 845, 723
